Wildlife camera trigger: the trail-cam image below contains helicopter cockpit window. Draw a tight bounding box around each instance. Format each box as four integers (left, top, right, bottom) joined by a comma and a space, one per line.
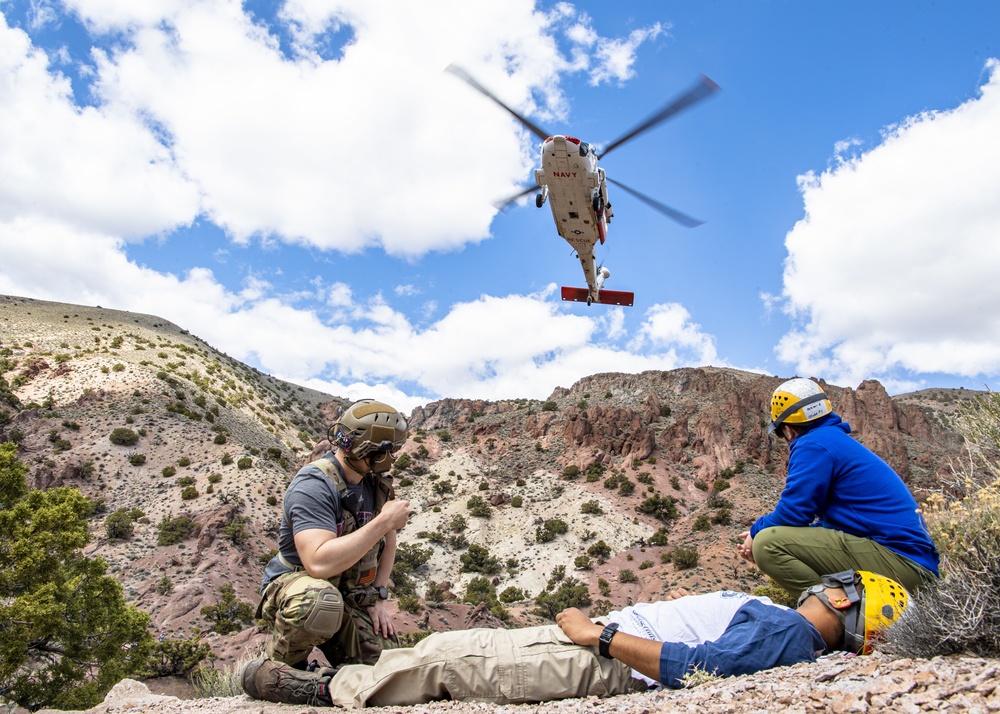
579, 142, 590, 157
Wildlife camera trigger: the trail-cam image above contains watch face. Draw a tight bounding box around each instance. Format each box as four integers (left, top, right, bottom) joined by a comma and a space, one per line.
376, 586, 389, 600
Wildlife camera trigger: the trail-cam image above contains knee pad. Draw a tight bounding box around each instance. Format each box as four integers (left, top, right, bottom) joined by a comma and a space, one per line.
302, 589, 344, 638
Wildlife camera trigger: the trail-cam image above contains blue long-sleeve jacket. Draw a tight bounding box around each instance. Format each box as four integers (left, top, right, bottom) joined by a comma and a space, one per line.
659, 600, 825, 686
750, 413, 939, 575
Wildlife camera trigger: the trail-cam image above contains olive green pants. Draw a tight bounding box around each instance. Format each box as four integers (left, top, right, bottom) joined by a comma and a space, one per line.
327, 624, 645, 708
752, 526, 936, 597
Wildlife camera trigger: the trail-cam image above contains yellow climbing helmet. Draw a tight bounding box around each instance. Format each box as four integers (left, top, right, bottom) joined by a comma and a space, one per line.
797, 570, 910, 654
768, 377, 833, 435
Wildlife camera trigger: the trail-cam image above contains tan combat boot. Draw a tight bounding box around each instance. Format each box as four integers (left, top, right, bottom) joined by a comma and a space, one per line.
241, 658, 336, 705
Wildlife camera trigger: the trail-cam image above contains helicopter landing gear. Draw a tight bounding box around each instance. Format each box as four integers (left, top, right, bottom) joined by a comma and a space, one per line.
586, 296, 593, 306
536, 186, 549, 208
592, 193, 604, 213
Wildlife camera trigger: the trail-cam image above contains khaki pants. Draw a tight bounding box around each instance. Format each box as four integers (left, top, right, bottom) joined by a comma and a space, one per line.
327, 624, 644, 708
752, 526, 937, 597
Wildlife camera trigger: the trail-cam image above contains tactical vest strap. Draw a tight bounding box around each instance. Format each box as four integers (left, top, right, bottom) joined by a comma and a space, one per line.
302, 456, 394, 594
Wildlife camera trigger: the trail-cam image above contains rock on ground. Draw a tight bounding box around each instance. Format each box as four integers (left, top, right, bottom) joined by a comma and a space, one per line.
37, 652, 1000, 714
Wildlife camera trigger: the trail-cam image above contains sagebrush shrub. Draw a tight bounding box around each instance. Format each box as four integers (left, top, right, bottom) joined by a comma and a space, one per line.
884, 391, 1000, 657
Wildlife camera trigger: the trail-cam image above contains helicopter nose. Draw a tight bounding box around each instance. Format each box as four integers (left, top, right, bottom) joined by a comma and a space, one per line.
547, 135, 569, 157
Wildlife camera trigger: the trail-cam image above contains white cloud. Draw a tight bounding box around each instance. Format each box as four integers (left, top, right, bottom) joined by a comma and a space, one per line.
590, 24, 664, 86
0, 15, 200, 238
0, 212, 721, 412
776, 60, 1000, 385
0, 1, 705, 411
632, 302, 718, 365
1, 0, 665, 256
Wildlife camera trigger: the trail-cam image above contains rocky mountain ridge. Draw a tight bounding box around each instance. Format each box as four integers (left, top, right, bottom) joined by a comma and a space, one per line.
0, 295, 984, 697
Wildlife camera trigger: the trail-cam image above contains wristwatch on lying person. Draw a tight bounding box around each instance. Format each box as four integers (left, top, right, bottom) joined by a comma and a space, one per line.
598, 622, 619, 658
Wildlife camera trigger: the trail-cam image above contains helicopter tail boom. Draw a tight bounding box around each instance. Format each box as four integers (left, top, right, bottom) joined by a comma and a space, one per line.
560, 286, 634, 307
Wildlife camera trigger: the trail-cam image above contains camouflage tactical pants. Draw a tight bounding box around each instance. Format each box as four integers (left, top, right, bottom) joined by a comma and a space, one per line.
257, 572, 399, 668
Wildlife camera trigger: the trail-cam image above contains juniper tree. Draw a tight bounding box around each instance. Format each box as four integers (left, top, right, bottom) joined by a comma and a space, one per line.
0, 442, 152, 711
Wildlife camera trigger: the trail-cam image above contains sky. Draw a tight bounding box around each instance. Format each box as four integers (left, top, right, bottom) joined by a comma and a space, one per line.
1, 0, 998, 414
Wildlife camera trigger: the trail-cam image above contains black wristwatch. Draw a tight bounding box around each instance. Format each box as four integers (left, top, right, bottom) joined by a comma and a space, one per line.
598, 622, 619, 659
375, 586, 389, 601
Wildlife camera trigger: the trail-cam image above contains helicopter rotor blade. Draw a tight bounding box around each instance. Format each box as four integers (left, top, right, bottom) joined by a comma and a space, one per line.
606, 177, 704, 228
445, 64, 552, 143
493, 184, 541, 212
598, 75, 719, 159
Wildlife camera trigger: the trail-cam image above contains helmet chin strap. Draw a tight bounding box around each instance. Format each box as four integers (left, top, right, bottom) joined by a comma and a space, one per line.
344, 453, 374, 477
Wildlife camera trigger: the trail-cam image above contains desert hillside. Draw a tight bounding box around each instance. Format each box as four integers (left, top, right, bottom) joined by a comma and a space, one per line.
0, 294, 990, 708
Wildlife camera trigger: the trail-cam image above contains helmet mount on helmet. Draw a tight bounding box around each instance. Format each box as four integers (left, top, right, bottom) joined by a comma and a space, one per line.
329, 400, 407, 475
797, 570, 909, 654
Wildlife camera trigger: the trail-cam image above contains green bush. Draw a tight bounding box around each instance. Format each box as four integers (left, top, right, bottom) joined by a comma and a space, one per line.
590, 599, 615, 617
237, 456, 252, 470
128, 453, 146, 466
581, 499, 603, 515
561, 465, 580, 480
460, 544, 501, 574
499, 586, 526, 603
649, 527, 669, 546
162, 466, 176, 478
141, 637, 213, 677
618, 569, 638, 583
200, 583, 254, 635
671, 546, 699, 570
752, 579, 798, 609
156, 575, 173, 595
156, 515, 196, 546
109, 427, 139, 446
638, 494, 679, 523
587, 540, 612, 563
598, 578, 611, 597
466, 495, 492, 518
105, 509, 135, 540
462, 576, 510, 623
712, 507, 732, 525
533, 577, 591, 620
535, 518, 569, 543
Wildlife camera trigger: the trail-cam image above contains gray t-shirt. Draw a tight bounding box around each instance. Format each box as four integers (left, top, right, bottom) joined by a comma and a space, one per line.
260, 455, 374, 591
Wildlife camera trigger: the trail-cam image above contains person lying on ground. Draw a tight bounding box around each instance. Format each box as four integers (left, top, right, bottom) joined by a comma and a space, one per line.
242, 570, 907, 708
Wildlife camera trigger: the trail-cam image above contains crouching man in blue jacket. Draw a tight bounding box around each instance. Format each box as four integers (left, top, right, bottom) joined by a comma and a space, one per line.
242, 570, 907, 708
738, 378, 939, 598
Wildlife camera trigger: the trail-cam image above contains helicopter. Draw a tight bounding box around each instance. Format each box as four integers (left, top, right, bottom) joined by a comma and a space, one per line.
446, 64, 719, 306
